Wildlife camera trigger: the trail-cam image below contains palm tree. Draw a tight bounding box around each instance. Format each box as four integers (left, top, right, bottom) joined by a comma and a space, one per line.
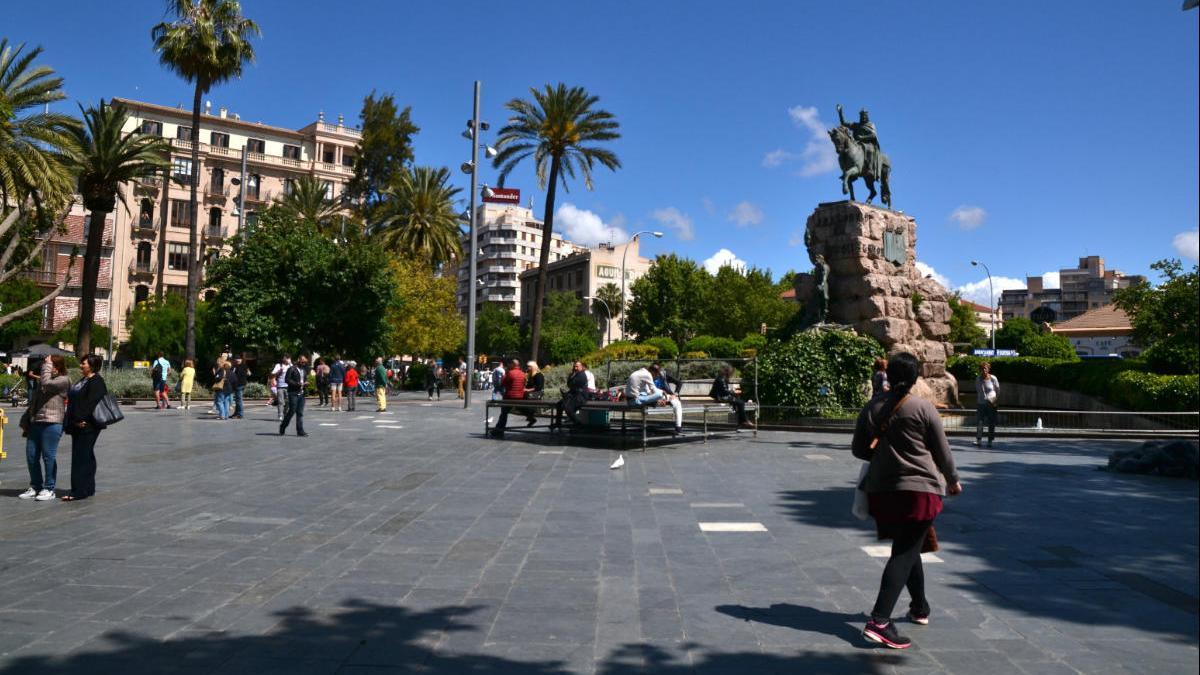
276, 175, 340, 232
0, 39, 77, 209
63, 100, 169, 356
152, 0, 259, 360
492, 83, 620, 358
375, 166, 463, 267
596, 282, 624, 320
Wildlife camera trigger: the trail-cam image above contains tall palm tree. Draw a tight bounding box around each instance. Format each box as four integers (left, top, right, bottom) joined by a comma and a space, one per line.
595, 282, 624, 320
276, 175, 339, 232
492, 83, 620, 358
375, 166, 463, 267
63, 100, 169, 356
151, 0, 259, 360
0, 39, 77, 209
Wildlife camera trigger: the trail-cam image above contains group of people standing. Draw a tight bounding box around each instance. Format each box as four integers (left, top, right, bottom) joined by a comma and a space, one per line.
268, 355, 390, 436
19, 354, 110, 503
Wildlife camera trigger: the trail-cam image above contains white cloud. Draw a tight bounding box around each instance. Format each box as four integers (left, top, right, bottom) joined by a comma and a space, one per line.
701, 197, 717, 216
762, 149, 798, 168
788, 105, 839, 177
609, 213, 627, 229
651, 207, 695, 241
948, 205, 987, 230
1041, 271, 1060, 289
727, 201, 764, 227
555, 203, 627, 247
955, 276, 1026, 307
703, 248, 747, 275
1173, 230, 1199, 261
787, 230, 804, 247
915, 261, 951, 289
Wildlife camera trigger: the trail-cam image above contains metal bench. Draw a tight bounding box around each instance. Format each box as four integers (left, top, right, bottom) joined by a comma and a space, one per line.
483, 398, 758, 451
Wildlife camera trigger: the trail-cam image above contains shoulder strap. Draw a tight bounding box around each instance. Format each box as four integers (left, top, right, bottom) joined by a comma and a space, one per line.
868, 393, 910, 450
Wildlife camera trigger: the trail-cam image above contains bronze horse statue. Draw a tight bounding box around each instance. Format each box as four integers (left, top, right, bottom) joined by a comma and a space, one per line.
828, 125, 892, 208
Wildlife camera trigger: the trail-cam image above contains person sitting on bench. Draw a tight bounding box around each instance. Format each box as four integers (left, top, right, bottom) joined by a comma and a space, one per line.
652, 362, 682, 397
551, 360, 590, 429
489, 359, 527, 438
711, 365, 754, 429
627, 364, 685, 436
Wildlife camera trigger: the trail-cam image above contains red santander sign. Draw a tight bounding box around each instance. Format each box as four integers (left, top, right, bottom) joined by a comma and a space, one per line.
483, 187, 520, 204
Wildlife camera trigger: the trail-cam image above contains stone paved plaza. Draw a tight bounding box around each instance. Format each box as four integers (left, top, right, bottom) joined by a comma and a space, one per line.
0, 396, 1196, 674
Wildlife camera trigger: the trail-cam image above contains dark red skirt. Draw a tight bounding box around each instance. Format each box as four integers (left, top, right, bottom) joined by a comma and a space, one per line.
868, 490, 943, 525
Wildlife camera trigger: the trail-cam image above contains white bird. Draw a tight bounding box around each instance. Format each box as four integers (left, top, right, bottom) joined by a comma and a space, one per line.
610, 454, 625, 470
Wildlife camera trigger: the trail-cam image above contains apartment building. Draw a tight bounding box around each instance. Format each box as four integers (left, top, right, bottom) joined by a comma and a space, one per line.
998, 255, 1145, 324
457, 191, 587, 315
23, 97, 360, 344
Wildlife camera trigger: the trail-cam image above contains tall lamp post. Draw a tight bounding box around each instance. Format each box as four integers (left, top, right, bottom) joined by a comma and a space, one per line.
584, 295, 612, 346
460, 81, 497, 410
971, 259, 996, 353
619, 230, 664, 340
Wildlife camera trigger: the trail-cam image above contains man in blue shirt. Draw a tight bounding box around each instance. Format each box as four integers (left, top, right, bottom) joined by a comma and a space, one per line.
152, 352, 172, 410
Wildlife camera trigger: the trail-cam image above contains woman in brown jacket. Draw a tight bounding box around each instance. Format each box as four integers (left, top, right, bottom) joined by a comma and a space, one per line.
18, 356, 70, 501
851, 352, 963, 649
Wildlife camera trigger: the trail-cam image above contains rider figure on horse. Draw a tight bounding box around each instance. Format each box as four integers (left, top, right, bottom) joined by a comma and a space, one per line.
837, 104, 881, 181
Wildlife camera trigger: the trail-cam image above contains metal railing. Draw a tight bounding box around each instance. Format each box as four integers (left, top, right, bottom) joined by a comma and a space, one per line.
128, 260, 156, 276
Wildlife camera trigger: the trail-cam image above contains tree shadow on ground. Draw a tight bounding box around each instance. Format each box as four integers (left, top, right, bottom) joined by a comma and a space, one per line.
598, 642, 898, 674
775, 456, 1199, 641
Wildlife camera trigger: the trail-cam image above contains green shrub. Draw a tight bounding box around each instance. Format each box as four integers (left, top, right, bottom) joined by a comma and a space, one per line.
740, 334, 767, 352
405, 362, 431, 390
1020, 333, 1079, 360
684, 335, 742, 358
642, 337, 679, 359
581, 341, 659, 367
682, 351, 708, 359
540, 364, 572, 400
244, 382, 271, 399
757, 328, 884, 415
545, 333, 596, 366
1110, 371, 1200, 412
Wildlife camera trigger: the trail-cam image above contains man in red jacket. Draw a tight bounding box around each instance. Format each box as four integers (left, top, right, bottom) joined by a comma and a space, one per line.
489, 358, 526, 438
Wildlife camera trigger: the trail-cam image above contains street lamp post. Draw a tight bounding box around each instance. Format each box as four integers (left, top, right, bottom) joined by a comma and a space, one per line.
584, 295, 612, 346
971, 259, 996, 353
619, 230, 664, 340
460, 82, 498, 410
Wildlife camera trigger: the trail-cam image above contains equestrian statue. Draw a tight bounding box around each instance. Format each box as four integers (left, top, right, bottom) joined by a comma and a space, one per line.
828, 104, 892, 208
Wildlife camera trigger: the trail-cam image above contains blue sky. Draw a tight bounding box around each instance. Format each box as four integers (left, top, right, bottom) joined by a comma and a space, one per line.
8, 1, 1198, 303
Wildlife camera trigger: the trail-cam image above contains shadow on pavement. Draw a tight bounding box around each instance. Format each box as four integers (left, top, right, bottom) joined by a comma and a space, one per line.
713, 603, 867, 647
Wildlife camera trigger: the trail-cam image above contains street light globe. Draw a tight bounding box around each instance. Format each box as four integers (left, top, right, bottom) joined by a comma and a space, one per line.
481, 185, 495, 198
651, 231, 664, 238
460, 161, 474, 175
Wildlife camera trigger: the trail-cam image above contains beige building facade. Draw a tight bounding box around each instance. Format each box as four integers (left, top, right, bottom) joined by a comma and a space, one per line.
998, 255, 1144, 324
32, 98, 360, 344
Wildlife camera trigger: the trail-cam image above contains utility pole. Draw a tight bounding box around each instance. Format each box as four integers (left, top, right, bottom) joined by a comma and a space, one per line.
464, 81, 481, 409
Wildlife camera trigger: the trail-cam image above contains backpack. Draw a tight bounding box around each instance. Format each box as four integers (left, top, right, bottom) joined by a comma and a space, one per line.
151, 363, 163, 380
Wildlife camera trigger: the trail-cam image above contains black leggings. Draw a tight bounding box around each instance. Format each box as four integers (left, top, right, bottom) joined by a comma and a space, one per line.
870, 521, 931, 622
70, 430, 100, 498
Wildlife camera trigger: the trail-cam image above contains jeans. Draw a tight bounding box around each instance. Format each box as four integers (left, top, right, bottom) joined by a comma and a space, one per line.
634, 391, 663, 406
69, 429, 100, 499
216, 391, 231, 419
870, 521, 931, 622
26, 422, 63, 491
233, 386, 245, 418
346, 389, 357, 411
281, 390, 305, 434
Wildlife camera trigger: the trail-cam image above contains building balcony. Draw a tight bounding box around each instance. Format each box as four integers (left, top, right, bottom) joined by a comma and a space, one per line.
19, 270, 57, 285
205, 183, 229, 202
132, 218, 157, 238
202, 225, 226, 241
129, 260, 156, 278
134, 176, 162, 196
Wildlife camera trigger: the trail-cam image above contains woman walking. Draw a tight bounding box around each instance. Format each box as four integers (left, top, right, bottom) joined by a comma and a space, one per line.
18, 356, 69, 501
179, 359, 196, 410
213, 361, 233, 420
975, 362, 999, 448
851, 352, 962, 649
62, 355, 109, 502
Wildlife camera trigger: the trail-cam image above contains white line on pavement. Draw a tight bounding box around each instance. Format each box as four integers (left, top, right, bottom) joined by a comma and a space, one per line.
699, 522, 768, 532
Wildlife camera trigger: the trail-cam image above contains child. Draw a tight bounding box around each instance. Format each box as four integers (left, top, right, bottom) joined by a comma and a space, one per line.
180, 359, 196, 410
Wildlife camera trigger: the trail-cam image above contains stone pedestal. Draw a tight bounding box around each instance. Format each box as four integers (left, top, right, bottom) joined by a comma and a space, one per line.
796, 200, 959, 406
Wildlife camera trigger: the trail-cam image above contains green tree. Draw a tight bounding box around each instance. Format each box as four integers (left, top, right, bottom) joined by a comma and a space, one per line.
347, 91, 419, 223
994, 316, 1076, 360
205, 207, 395, 357
475, 302, 522, 359
703, 266, 796, 339
375, 166, 462, 267
758, 328, 885, 416
276, 175, 340, 233
595, 282, 624, 320
0, 39, 77, 208
947, 294, 987, 349
125, 294, 217, 362
0, 278, 44, 348
625, 254, 711, 347
540, 291, 600, 364
53, 317, 110, 351
994, 317, 1038, 351
152, 0, 260, 361
388, 256, 463, 358
493, 83, 621, 359
1114, 258, 1199, 374
62, 100, 168, 356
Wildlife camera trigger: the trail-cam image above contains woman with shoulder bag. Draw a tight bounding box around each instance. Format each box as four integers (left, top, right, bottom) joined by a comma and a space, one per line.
62, 355, 109, 502
18, 356, 70, 501
850, 352, 963, 650
975, 362, 999, 448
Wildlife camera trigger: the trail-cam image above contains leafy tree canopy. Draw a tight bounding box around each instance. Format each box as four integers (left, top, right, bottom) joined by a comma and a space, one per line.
540, 291, 601, 365
347, 91, 419, 220
994, 316, 1076, 360
474, 302, 522, 361
388, 256, 463, 359
0, 278, 44, 348
1114, 258, 1199, 374
626, 254, 711, 348
205, 207, 396, 358
757, 328, 885, 415
947, 294, 987, 349
703, 265, 796, 339
125, 294, 218, 363
53, 317, 110, 350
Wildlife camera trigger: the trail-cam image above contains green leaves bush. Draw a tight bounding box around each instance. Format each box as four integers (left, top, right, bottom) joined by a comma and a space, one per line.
683, 335, 742, 358
757, 329, 884, 415
642, 337, 679, 359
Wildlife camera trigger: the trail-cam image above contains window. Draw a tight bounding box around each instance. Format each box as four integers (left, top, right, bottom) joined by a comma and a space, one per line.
323, 149, 335, 163
321, 181, 333, 199
176, 125, 192, 140
208, 207, 221, 230
167, 243, 191, 271
136, 242, 152, 266
140, 120, 163, 136
138, 199, 154, 227
210, 131, 230, 147
246, 138, 265, 154
209, 167, 224, 194
171, 157, 193, 184
282, 144, 301, 160
282, 178, 295, 196
246, 174, 260, 199
134, 285, 149, 304
167, 285, 188, 299
246, 211, 259, 229
170, 200, 193, 228
341, 153, 353, 167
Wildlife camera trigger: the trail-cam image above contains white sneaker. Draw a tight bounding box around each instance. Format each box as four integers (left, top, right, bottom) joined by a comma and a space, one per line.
35, 489, 54, 501
18, 487, 36, 499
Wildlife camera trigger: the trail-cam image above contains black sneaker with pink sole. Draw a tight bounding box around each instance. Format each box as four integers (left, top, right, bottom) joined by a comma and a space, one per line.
863, 620, 912, 649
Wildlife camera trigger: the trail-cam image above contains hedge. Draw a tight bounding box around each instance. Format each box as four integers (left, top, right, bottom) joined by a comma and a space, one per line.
948, 355, 1199, 412
683, 335, 742, 358
642, 337, 679, 360
757, 328, 884, 415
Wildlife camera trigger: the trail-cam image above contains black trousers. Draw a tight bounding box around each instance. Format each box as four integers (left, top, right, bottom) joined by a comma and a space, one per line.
554, 392, 588, 427
281, 391, 306, 434
719, 396, 749, 424
70, 430, 100, 498
870, 520, 931, 622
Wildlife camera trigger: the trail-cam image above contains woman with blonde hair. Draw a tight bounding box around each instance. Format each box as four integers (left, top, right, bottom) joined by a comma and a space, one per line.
522, 360, 545, 427
179, 359, 196, 410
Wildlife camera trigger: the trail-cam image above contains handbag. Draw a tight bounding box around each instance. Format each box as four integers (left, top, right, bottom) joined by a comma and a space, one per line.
851, 463, 871, 520
92, 393, 124, 426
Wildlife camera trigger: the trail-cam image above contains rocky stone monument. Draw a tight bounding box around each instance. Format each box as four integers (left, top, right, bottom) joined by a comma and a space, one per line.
793, 105, 959, 406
